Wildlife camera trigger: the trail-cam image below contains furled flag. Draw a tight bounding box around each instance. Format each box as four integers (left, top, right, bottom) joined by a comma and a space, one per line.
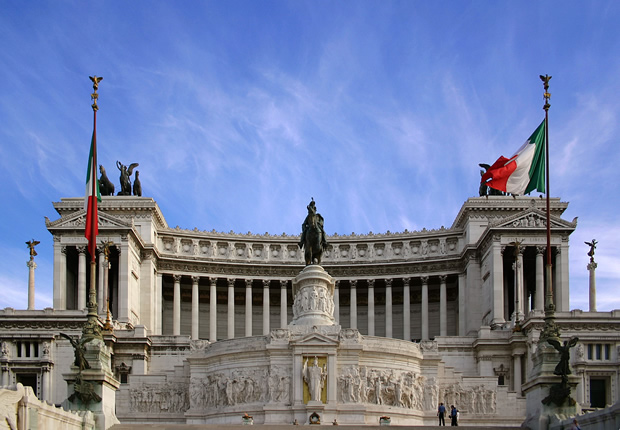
481, 120, 546, 195
84, 130, 101, 259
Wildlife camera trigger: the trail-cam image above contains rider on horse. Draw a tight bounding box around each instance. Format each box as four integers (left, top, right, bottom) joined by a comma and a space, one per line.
299, 198, 328, 265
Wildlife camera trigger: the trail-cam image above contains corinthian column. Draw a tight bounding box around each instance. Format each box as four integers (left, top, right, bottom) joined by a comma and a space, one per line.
588, 260, 597, 312
421, 276, 429, 340
403, 277, 410, 341
228, 278, 236, 339
173, 274, 181, 336
245, 279, 253, 337
385, 278, 393, 338
350, 280, 357, 329
333, 280, 340, 324
535, 246, 545, 311
192, 276, 200, 340
27, 259, 37, 310
263, 280, 270, 335
280, 280, 288, 327
209, 277, 217, 342
77, 246, 87, 310
439, 275, 447, 337
367, 279, 375, 336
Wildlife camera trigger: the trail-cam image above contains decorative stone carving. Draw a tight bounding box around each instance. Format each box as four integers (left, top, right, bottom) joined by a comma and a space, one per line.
189, 368, 268, 409
290, 265, 335, 326
303, 356, 326, 402
130, 382, 188, 413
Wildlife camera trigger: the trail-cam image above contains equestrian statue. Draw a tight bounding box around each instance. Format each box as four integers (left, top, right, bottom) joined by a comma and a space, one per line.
299, 198, 328, 265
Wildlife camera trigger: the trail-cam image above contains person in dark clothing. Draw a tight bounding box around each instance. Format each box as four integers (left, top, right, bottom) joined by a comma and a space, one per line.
437, 402, 446, 426
450, 405, 459, 426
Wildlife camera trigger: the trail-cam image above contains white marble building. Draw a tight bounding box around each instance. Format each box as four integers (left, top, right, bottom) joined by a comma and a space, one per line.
1, 195, 619, 426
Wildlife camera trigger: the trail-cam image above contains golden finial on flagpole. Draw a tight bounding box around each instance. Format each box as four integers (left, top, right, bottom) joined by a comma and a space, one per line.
89, 75, 103, 112
539, 74, 551, 111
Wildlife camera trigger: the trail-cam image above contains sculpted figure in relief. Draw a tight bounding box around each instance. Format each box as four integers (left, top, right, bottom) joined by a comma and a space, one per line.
303, 357, 326, 402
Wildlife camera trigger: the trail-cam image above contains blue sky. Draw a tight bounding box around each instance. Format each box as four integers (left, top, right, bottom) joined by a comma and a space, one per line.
1, 1, 618, 311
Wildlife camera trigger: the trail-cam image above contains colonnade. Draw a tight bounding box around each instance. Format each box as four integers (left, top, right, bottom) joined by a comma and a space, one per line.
163, 274, 460, 341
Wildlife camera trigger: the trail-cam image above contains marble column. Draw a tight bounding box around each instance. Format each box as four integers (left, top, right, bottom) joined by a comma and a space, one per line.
245, 279, 253, 337
173, 274, 181, 336
458, 273, 466, 336
263, 280, 270, 335
403, 277, 410, 341
155, 272, 163, 335
513, 354, 522, 395
439, 275, 447, 337
209, 277, 217, 342
97, 249, 105, 313
588, 261, 597, 312
227, 278, 235, 339
555, 246, 570, 312
385, 278, 393, 338
334, 280, 340, 324
77, 246, 87, 310
280, 280, 288, 328
192, 276, 200, 340
350, 280, 357, 329
421, 276, 429, 340
27, 260, 36, 310
367, 279, 375, 336
117, 238, 130, 322
53, 241, 67, 310
513, 247, 524, 321
41, 365, 51, 402
491, 242, 505, 326
535, 246, 545, 311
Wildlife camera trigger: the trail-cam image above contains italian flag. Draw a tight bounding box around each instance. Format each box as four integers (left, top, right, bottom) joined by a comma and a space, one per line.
84, 130, 101, 259
481, 119, 546, 195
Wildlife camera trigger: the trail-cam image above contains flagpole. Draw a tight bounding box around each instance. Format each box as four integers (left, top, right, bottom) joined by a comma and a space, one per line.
539, 74, 560, 342
84, 76, 103, 341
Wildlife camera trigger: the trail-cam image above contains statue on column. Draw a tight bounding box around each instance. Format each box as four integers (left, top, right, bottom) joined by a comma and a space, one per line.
303, 356, 327, 402
299, 198, 328, 265
585, 239, 597, 262
25, 239, 40, 260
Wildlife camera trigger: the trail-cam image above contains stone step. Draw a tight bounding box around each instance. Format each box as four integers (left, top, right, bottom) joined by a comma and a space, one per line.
110, 425, 523, 429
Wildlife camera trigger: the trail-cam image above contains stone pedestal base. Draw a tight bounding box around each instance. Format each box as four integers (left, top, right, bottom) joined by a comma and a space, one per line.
522, 344, 581, 430
290, 265, 335, 326
63, 339, 120, 430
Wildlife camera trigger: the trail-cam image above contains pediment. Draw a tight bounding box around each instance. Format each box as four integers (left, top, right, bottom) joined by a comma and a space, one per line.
291, 331, 340, 347
46, 210, 132, 231
490, 208, 577, 230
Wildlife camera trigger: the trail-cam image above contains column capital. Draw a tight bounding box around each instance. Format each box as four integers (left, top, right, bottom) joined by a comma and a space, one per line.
420, 276, 429, 285
536, 245, 546, 255
350, 279, 357, 288
367, 279, 375, 287
263, 279, 270, 288
246, 279, 253, 288
280, 279, 288, 287
209, 276, 218, 286
385, 278, 392, 287
439, 275, 447, 283
192, 275, 200, 284
227, 278, 236, 287
27, 260, 37, 269
76, 246, 87, 254
173, 274, 182, 283
402, 277, 410, 284
334, 279, 340, 288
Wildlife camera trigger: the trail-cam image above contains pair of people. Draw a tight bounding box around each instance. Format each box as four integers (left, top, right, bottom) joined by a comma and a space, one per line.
437, 403, 459, 426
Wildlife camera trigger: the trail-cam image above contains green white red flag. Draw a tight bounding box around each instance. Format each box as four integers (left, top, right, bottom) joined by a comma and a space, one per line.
481, 119, 546, 195
84, 130, 101, 260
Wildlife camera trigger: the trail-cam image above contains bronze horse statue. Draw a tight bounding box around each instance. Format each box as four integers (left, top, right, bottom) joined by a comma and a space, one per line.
299, 199, 328, 265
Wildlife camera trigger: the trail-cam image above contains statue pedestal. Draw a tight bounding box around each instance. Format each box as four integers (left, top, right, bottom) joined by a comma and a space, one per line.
522, 344, 580, 430
63, 339, 120, 430
290, 265, 335, 327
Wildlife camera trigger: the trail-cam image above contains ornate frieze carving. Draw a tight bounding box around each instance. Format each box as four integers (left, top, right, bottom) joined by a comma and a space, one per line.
129, 382, 188, 413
